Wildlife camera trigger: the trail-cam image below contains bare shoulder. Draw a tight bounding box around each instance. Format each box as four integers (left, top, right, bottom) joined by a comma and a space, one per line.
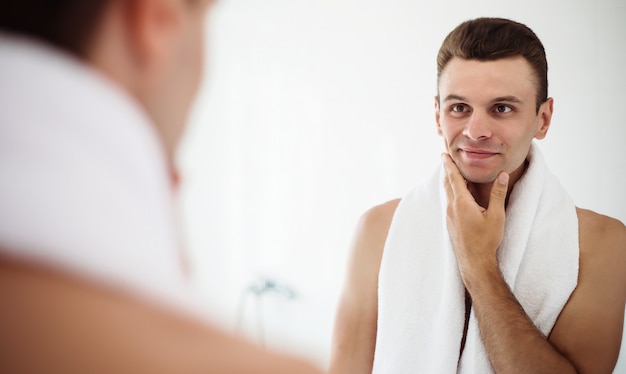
575, 206, 626, 310
329, 199, 401, 374
345, 198, 402, 291
576, 207, 626, 278
576, 207, 626, 240
548, 208, 626, 372
0, 256, 322, 374
356, 198, 402, 241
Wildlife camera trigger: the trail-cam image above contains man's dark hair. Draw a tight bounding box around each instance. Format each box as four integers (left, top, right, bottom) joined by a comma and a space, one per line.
437, 17, 548, 112
0, 1, 110, 58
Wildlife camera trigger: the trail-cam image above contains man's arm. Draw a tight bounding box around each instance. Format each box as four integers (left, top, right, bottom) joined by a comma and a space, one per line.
548, 208, 626, 373
442, 154, 578, 373
0, 256, 322, 374
329, 199, 399, 374
442, 155, 626, 373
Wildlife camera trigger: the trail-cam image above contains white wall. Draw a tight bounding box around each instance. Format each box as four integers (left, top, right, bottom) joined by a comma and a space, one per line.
178, 0, 626, 370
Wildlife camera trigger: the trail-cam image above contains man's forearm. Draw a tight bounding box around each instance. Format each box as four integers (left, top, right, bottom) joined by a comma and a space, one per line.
441, 155, 580, 373
466, 266, 577, 374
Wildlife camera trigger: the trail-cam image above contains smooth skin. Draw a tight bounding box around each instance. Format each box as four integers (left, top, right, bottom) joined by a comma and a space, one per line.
89, 0, 210, 171
0, 0, 323, 372
330, 56, 626, 373
0, 256, 321, 374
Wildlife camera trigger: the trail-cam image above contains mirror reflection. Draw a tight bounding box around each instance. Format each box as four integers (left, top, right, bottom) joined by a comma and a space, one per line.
180, 0, 626, 372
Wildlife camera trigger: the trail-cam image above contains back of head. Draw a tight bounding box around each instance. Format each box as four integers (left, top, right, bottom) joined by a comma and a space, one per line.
437, 17, 548, 111
0, 1, 109, 58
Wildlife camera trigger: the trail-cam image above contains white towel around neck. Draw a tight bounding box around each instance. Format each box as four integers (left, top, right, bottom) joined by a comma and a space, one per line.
0, 34, 189, 307
372, 143, 579, 373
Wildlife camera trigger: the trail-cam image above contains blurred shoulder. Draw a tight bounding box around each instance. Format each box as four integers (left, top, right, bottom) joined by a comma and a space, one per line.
357, 199, 400, 240
357, 198, 401, 232
348, 198, 402, 266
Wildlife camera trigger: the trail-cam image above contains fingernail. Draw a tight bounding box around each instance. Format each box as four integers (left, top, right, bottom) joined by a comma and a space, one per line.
498, 173, 509, 185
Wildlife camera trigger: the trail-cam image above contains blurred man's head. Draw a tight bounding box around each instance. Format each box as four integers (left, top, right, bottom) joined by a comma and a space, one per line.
0, 0, 214, 164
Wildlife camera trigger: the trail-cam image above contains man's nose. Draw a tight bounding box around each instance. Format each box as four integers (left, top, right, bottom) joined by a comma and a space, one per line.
462, 111, 492, 140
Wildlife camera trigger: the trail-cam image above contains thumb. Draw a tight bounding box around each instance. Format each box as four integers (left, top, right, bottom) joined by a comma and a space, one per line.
488, 172, 509, 214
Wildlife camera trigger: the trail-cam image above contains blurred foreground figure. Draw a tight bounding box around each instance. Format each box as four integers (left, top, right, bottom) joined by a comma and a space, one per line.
0, 1, 321, 372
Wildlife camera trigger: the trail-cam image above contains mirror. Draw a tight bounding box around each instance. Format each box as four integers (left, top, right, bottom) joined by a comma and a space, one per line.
178, 0, 626, 369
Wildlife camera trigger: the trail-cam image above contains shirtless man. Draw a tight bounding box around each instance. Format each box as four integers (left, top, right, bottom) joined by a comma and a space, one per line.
0, 1, 321, 372
330, 18, 626, 373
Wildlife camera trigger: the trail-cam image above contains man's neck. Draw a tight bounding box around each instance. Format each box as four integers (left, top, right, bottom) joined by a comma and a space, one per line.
468, 159, 529, 209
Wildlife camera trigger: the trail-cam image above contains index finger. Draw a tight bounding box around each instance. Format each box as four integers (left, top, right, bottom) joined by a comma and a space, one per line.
441, 153, 466, 198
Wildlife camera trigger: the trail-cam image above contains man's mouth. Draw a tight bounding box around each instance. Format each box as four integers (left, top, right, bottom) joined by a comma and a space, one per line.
458, 147, 499, 160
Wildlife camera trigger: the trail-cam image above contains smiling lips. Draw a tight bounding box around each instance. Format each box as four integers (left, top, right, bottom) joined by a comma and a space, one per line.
458, 147, 500, 160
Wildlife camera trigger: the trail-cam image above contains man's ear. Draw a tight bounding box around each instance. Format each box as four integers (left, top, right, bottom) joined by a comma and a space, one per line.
435, 96, 443, 136
124, 0, 182, 69
534, 97, 554, 140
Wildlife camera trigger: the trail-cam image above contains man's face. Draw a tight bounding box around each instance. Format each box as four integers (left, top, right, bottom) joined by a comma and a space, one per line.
435, 56, 552, 184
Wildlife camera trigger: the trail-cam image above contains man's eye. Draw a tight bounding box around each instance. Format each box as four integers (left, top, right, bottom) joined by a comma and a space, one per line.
494, 105, 512, 113
451, 104, 467, 112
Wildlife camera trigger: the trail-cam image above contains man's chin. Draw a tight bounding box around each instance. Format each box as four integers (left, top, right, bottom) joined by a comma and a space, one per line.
449, 154, 500, 184
458, 169, 497, 185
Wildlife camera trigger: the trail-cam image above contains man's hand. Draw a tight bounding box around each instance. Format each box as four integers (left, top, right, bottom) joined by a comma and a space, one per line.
440, 154, 586, 374
441, 154, 509, 281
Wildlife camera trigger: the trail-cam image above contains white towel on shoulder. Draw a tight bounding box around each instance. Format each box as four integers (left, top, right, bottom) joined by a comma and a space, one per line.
0, 34, 188, 307
372, 143, 579, 373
